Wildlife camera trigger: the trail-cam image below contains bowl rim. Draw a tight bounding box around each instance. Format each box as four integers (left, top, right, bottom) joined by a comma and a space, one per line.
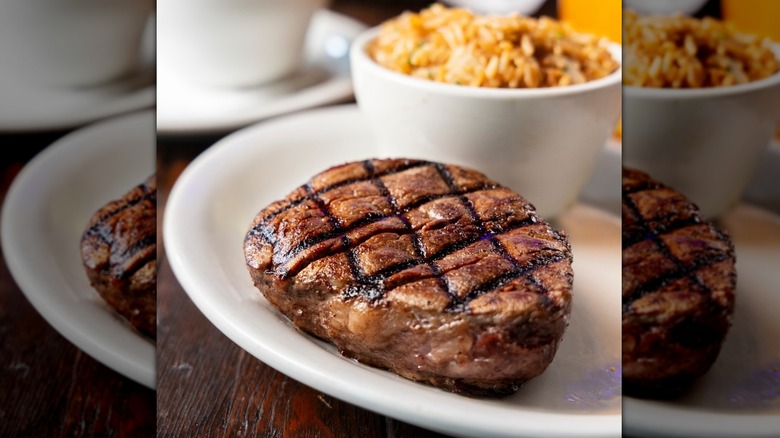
350, 25, 622, 99
623, 45, 780, 99
623, 0, 708, 16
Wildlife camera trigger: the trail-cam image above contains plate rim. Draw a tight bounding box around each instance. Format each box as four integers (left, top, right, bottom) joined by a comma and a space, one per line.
1, 110, 156, 389
163, 104, 622, 437
0, 79, 154, 133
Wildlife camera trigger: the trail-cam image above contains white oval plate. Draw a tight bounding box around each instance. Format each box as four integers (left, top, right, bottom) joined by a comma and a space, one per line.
164, 105, 621, 437
1, 111, 156, 388
624, 204, 780, 437
157, 10, 366, 135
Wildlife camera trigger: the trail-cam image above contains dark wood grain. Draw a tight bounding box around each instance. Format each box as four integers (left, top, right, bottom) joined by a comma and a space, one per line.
0, 145, 156, 437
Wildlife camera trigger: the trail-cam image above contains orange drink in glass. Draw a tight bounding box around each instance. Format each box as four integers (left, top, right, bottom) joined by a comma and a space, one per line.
723, 0, 780, 140
722, 0, 780, 41
558, 0, 622, 43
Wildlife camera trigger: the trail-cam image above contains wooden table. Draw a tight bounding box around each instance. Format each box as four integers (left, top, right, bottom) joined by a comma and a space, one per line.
0, 138, 156, 437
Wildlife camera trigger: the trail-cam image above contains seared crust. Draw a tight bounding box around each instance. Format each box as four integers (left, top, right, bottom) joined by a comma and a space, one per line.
245, 159, 573, 396
81, 176, 157, 339
622, 168, 736, 397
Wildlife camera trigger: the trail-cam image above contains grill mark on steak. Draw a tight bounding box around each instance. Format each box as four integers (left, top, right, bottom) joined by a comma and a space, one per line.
457, 190, 553, 298
82, 226, 117, 265
622, 167, 736, 397
83, 190, 156, 244
303, 181, 367, 286
267, 159, 558, 306
621, 216, 702, 249
82, 181, 157, 278
264, 180, 508, 280
365, 159, 424, 258
364, 160, 455, 302
433, 162, 460, 193
245, 159, 574, 396
344, 160, 449, 302
81, 176, 157, 339
354, 218, 541, 290
460, 194, 516, 267
112, 234, 156, 280
621, 190, 723, 312
260, 160, 565, 309
453, 252, 568, 311
256, 160, 433, 226
249, 160, 570, 310
250, 182, 498, 249
622, 251, 732, 311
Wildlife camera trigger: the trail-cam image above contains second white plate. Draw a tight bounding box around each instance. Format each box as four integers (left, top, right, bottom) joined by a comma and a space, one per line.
1, 111, 156, 388
164, 105, 622, 437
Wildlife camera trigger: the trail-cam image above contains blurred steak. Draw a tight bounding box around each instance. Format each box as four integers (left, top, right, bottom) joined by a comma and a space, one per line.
81, 176, 157, 339
622, 167, 736, 397
244, 159, 573, 396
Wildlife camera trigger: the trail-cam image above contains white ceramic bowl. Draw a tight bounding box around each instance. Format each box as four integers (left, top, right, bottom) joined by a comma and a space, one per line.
623, 49, 780, 218
444, 0, 547, 15
0, 0, 153, 88
623, 0, 708, 16
350, 28, 622, 218
157, 0, 326, 88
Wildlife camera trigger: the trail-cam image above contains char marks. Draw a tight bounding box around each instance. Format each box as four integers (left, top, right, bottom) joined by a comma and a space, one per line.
248, 159, 571, 310
80, 175, 157, 339
622, 168, 734, 312
82, 177, 157, 280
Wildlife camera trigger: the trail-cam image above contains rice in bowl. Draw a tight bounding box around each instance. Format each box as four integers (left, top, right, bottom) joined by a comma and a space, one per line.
367, 3, 619, 88
624, 10, 780, 88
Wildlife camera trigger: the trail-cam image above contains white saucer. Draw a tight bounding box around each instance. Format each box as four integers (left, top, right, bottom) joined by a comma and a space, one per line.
0, 17, 155, 132
1, 111, 156, 388
157, 10, 367, 135
624, 204, 780, 437
164, 105, 622, 437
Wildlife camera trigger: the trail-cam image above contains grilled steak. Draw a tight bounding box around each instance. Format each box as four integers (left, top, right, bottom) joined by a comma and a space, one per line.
244, 159, 573, 396
81, 176, 157, 339
622, 167, 736, 397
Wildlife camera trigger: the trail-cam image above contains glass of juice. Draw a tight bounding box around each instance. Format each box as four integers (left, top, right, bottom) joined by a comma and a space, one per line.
557, 0, 622, 43
722, 0, 780, 41
722, 0, 780, 141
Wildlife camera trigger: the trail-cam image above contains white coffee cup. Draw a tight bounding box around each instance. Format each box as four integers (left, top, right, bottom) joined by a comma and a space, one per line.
0, 0, 153, 88
158, 0, 327, 88
623, 0, 708, 16
443, 0, 547, 15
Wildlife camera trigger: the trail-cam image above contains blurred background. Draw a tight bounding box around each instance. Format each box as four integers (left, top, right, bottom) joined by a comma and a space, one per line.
621, 1, 780, 437
0, 0, 155, 436
2, 0, 778, 437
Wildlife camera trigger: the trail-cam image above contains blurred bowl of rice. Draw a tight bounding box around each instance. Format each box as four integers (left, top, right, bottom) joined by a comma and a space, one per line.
622, 10, 780, 218
350, 3, 621, 218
